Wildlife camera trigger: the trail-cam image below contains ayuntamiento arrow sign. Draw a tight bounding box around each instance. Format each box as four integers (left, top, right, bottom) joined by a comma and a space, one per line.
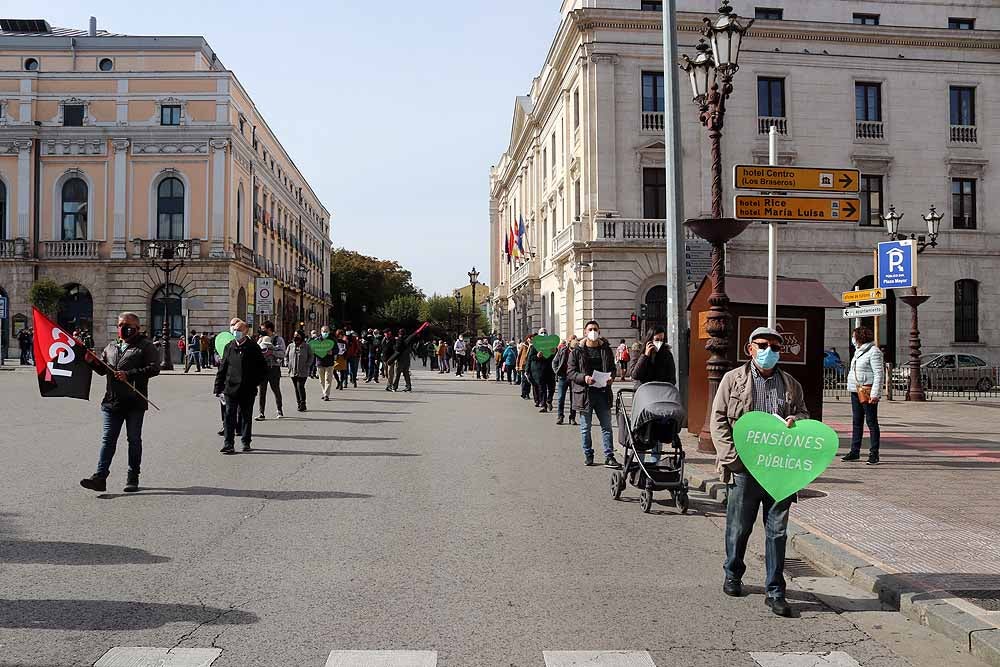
734, 195, 860, 223
842, 288, 885, 303
843, 304, 887, 319
734, 165, 860, 193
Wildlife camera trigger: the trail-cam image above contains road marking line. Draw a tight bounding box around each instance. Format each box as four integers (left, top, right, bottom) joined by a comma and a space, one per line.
324, 650, 437, 666
94, 647, 222, 667
750, 652, 862, 667
543, 651, 657, 666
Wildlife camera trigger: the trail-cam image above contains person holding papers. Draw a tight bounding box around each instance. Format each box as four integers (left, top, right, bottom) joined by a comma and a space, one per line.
566, 320, 621, 469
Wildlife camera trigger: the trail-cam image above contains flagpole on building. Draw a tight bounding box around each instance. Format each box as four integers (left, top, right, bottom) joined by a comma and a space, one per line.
662, 0, 689, 405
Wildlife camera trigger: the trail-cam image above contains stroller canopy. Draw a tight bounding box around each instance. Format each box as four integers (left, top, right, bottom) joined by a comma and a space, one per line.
631, 382, 685, 435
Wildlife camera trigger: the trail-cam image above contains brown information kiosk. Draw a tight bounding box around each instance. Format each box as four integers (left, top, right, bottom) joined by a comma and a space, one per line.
687, 275, 842, 440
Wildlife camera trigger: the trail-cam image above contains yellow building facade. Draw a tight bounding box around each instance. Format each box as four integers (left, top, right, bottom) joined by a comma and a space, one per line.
0, 18, 332, 352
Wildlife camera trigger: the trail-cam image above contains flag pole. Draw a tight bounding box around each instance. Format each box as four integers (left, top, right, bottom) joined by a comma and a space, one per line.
85, 351, 161, 411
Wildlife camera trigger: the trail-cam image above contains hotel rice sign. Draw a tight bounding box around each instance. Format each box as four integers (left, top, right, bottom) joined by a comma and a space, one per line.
734, 195, 860, 223
734, 165, 860, 194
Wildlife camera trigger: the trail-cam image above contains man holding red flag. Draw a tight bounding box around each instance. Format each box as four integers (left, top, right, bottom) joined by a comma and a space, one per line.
73, 311, 160, 493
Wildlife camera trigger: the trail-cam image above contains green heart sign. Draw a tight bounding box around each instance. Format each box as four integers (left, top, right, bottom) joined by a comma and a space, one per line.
214, 331, 234, 357
475, 350, 491, 365
733, 411, 839, 503
533, 335, 560, 359
309, 339, 336, 358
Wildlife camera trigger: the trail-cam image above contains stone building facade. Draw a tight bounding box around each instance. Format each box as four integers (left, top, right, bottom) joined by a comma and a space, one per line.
0, 18, 332, 355
489, 0, 1000, 364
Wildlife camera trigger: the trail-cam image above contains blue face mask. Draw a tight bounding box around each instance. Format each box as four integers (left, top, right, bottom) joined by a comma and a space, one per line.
232, 329, 245, 341
321, 332, 329, 339
755, 346, 780, 370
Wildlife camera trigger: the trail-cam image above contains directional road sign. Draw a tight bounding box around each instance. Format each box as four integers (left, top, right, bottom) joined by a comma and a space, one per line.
877, 240, 917, 290
734, 195, 860, 223
734, 165, 860, 194
842, 288, 885, 303
843, 304, 887, 319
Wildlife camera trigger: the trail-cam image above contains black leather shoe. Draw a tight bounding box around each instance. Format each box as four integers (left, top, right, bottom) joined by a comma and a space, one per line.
841, 452, 861, 462
766, 596, 793, 617
866, 457, 880, 466
123, 473, 139, 493
80, 475, 107, 492
723, 579, 743, 597
220, 445, 236, 455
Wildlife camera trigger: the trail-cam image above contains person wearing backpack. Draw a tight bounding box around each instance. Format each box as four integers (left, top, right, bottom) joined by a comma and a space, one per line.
501, 340, 517, 384
616, 338, 631, 378
553, 335, 578, 425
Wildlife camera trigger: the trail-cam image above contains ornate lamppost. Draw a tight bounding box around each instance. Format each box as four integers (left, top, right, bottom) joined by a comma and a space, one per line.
679, 1, 753, 452
468, 266, 480, 336
454, 290, 464, 336
144, 241, 190, 371
296, 263, 308, 334
882, 204, 942, 402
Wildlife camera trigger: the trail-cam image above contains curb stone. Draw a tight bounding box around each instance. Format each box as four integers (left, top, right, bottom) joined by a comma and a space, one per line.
685, 463, 1000, 666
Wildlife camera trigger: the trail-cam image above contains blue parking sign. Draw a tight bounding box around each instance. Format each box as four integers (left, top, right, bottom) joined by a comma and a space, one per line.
877, 240, 916, 290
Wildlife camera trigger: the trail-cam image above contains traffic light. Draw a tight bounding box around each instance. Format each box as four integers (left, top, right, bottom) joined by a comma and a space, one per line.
629, 312, 638, 329
639, 304, 648, 320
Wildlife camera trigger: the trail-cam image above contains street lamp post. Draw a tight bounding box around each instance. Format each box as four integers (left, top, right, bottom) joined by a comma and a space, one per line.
144, 241, 190, 371
679, 1, 753, 453
454, 290, 464, 336
468, 267, 480, 336
296, 263, 308, 335
883, 204, 942, 402
340, 291, 347, 327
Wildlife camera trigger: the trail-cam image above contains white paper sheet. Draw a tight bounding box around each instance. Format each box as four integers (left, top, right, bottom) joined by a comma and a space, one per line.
591, 371, 611, 389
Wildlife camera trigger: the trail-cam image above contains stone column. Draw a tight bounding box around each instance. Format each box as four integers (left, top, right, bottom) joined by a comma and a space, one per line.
111, 138, 129, 258
210, 138, 229, 257
591, 54, 618, 215
15, 139, 32, 243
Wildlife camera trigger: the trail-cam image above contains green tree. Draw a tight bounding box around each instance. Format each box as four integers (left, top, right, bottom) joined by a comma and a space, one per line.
422, 294, 459, 324
28, 279, 64, 317
329, 248, 423, 328
377, 295, 423, 329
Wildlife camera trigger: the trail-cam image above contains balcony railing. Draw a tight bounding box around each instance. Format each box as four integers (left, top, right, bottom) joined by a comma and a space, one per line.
0, 238, 29, 259
856, 120, 884, 140
641, 111, 665, 132
510, 258, 540, 287
233, 242, 255, 266
758, 116, 787, 135
596, 218, 667, 241
132, 238, 201, 259
41, 240, 99, 259
553, 220, 586, 257
950, 124, 977, 143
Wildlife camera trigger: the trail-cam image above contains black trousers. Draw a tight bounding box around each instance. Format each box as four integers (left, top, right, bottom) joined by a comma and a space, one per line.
291, 376, 307, 409
224, 393, 256, 446
258, 367, 283, 414
393, 364, 412, 391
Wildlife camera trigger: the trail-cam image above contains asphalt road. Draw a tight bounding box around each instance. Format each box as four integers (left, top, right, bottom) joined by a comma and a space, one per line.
0, 368, 986, 667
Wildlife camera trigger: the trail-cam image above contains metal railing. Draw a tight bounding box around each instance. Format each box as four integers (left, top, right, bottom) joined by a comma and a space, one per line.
133, 238, 200, 259
553, 220, 584, 256
641, 111, 665, 132
232, 242, 254, 266
758, 116, 787, 135
41, 240, 100, 259
596, 218, 667, 241
856, 120, 884, 140
511, 259, 539, 287
950, 124, 977, 143
824, 365, 1000, 401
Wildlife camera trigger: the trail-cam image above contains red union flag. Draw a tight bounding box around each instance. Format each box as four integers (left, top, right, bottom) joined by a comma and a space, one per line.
32, 308, 93, 400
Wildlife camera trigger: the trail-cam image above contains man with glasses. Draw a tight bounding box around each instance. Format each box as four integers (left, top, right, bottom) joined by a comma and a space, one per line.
712, 326, 809, 618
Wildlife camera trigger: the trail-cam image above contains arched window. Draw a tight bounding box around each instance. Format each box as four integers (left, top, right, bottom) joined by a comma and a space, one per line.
955, 279, 979, 343
0, 180, 6, 238
236, 186, 244, 245
61, 178, 88, 240
644, 285, 668, 330
151, 284, 184, 339
157, 177, 184, 240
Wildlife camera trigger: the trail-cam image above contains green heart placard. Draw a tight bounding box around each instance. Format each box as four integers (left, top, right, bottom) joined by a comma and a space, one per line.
214, 331, 234, 357
733, 411, 839, 502
533, 335, 560, 359
309, 339, 336, 358
475, 350, 491, 365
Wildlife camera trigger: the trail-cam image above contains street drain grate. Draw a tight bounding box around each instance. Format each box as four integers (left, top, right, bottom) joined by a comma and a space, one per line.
756, 555, 823, 578
950, 590, 1000, 611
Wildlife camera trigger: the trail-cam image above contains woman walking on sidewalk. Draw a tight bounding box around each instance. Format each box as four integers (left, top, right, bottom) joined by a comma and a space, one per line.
286, 331, 314, 411
844, 325, 883, 465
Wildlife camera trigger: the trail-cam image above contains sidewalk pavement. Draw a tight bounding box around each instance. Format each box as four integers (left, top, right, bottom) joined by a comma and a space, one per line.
683, 397, 1000, 666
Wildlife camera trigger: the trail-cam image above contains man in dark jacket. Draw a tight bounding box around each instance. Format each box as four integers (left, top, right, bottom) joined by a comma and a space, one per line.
391, 328, 413, 392
80, 312, 160, 493
566, 320, 620, 468
214, 318, 267, 454
380, 330, 397, 391
630, 326, 677, 387
529, 328, 555, 412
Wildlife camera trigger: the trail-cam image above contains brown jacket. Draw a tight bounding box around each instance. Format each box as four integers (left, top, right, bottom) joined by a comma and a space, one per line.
711, 361, 809, 482
515, 342, 530, 371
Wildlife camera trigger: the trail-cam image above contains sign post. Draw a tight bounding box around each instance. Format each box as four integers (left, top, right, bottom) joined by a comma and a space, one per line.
255, 277, 274, 316
734, 195, 860, 223
876, 240, 917, 290
0, 294, 6, 366
733, 165, 860, 193
842, 304, 887, 319
766, 126, 778, 329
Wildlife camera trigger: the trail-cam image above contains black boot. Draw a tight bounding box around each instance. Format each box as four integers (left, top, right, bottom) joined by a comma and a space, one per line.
123, 472, 139, 493
80, 474, 107, 492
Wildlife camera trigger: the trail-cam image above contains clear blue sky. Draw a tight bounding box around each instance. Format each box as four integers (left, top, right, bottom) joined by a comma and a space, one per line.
38, 0, 561, 295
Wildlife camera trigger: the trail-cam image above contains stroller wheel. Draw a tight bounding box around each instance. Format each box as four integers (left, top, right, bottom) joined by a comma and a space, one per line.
677, 491, 690, 514
609, 471, 623, 500
640, 487, 653, 513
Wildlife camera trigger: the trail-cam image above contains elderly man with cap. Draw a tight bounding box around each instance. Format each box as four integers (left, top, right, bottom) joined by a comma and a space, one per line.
711, 325, 809, 618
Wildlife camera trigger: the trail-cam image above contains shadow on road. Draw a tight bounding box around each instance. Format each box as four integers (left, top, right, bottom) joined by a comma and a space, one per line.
284, 418, 403, 424
0, 540, 170, 565
310, 410, 411, 416
0, 598, 258, 630
254, 433, 396, 441
95, 487, 372, 501
249, 448, 419, 458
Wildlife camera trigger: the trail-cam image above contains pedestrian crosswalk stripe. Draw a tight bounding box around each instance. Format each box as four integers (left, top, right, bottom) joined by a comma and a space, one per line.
543, 651, 656, 666
325, 650, 437, 666
94, 647, 222, 667
750, 652, 862, 667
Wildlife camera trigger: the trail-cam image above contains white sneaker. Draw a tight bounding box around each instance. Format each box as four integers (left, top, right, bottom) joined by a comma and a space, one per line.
276, 411, 284, 419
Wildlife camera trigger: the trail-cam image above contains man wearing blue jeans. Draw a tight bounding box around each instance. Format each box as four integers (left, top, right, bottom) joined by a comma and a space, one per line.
566, 320, 620, 468
711, 326, 809, 618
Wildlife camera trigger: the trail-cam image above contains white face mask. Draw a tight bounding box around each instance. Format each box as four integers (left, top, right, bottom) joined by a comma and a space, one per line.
587, 330, 599, 342
653, 340, 663, 351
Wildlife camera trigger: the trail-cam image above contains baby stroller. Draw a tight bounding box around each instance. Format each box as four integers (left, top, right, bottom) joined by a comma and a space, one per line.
610, 382, 689, 514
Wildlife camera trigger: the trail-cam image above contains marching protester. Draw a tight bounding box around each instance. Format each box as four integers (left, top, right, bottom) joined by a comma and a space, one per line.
437, 338, 450, 374
630, 326, 677, 387
712, 326, 809, 618
844, 325, 883, 465
391, 328, 414, 392
286, 330, 315, 411
214, 318, 268, 454
315, 325, 336, 400
309, 329, 320, 378
381, 329, 397, 390
529, 329, 555, 412
18, 326, 33, 365
334, 329, 348, 390
184, 329, 201, 372
517, 334, 532, 400
80, 312, 160, 493
200, 332, 211, 368
345, 330, 361, 388
553, 335, 578, 425
475, 338, 492, 380
256, 320, 285, 420
453, 334, 468, 377
566, 320, 619, 469
501, 339, 517, 384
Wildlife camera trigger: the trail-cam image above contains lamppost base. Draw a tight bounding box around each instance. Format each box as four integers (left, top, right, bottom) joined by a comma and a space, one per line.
899, 293, 930, 403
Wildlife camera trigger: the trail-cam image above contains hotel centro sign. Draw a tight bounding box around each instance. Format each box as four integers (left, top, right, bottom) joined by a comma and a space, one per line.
734, 165, 860, 193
